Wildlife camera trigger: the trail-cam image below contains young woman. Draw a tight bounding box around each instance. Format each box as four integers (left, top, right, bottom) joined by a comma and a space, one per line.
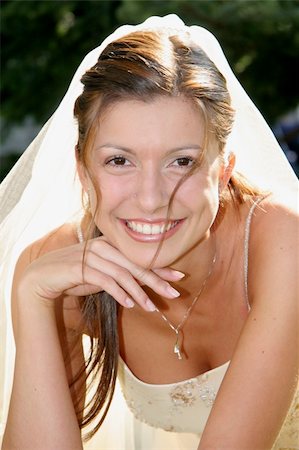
1, 15, 298, 450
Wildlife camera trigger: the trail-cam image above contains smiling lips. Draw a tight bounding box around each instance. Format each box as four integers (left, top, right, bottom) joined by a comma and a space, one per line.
126, 219, 180, 235
122, 219, 184, 242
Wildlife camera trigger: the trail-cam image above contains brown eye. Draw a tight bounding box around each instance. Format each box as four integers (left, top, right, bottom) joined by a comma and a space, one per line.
106, 156, 128, 166
174, 157, 194, 167
113, 157, 126, 165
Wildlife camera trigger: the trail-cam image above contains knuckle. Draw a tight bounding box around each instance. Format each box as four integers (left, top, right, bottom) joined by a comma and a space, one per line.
135, 268, 150, 282
92, 238, 108, 253
95, 272, 110, 289
114, 266, 130, 280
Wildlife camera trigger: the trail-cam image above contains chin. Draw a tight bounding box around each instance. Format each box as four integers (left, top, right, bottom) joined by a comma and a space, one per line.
119, 245, 174, 269
129, 253, 164, 269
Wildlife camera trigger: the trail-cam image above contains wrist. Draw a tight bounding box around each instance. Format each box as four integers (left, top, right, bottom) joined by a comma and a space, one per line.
17, 271, 58, 310
14, 288, 58, 344
15, 280, 58, 333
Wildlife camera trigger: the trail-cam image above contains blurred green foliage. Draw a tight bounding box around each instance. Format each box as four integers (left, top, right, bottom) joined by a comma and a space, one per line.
1, 0, 299, 181
2, 0, 298, 125
1, 0, 123, 125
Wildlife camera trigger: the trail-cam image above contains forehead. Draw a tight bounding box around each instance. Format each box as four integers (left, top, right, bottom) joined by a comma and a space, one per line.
95, 96, 206, 151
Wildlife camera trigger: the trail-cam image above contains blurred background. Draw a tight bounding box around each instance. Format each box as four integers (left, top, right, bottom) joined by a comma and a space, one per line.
1, 0, 299, 181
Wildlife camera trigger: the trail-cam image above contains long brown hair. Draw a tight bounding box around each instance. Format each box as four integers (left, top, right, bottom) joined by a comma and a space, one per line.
73, 29, 262, 440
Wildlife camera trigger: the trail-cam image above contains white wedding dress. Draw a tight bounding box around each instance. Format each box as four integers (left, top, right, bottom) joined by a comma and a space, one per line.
83, 359, 298, 450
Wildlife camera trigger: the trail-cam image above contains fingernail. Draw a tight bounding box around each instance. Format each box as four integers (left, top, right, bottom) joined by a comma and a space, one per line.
172, 270, 185, 279
125, 298, 135, 308
167, 286, 180, 298
145, 299, 156, 312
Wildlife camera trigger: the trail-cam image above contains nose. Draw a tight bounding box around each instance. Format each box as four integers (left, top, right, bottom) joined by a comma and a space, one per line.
135, 165, 168, 214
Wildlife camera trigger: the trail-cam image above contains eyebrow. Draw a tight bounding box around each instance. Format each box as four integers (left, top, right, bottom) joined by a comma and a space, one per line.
95, 144, 202, 154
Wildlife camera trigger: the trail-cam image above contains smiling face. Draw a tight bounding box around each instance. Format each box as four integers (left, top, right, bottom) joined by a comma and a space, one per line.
79, 96, 224, 269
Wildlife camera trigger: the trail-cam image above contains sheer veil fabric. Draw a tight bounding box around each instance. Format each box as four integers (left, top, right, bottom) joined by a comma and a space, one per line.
0, 14, 298, 446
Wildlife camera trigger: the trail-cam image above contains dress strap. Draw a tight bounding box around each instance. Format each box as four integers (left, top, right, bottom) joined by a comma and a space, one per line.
244, 197, 265, 310
76, 223, 84, 243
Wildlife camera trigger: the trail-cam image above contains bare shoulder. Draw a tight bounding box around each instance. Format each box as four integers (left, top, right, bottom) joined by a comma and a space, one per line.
23, 222, 79, 262
247, 192, 298, 307
249, 192, 298, 250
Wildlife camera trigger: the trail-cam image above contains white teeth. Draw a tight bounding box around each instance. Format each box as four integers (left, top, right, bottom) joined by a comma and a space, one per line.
143, 224, 152, 235
166, 222, 172, 232
126, 220, 179, 235
136, 223, 143, 233
152, 224, 161, 234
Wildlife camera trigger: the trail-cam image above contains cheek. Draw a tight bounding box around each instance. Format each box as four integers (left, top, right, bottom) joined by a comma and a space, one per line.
90, 176, 131, 224
178, 171, 219, 212
99, 181, 130, 211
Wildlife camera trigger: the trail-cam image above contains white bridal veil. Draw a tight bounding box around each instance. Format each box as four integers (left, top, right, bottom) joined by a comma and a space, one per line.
0, 14, 297, 441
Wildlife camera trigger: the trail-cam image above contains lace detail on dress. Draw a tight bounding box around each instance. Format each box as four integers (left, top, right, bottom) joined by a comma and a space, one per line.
170, 372, 217, 408
118, 357, 229, 433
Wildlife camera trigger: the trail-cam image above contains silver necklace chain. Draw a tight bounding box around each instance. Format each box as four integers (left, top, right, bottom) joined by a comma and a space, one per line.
155, 252, 217, 360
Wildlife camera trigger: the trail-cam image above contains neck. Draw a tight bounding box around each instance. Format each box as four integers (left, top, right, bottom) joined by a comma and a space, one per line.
169, 230, 217, 301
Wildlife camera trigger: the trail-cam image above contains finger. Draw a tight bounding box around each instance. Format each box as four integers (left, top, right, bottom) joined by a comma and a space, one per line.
152, 268, 185, 281
68, 266, 136, 309
89, 240, 181, 301
134, 267, 181, 299
136, 268, 184, 286
81, 254, 156, 311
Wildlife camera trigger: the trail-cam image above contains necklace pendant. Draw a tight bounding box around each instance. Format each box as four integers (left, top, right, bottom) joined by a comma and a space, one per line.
174, 343, 183, 360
